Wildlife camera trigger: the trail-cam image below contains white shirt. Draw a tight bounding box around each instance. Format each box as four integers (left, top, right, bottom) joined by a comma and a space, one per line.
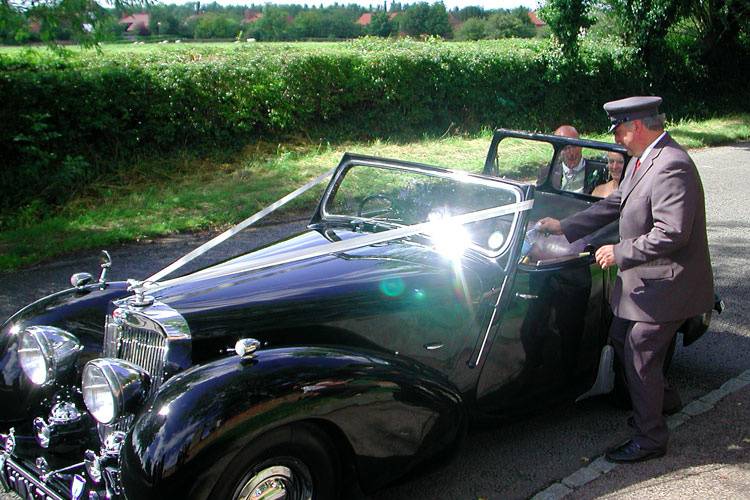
639, 131, 667, 164
561, 158, 586, 192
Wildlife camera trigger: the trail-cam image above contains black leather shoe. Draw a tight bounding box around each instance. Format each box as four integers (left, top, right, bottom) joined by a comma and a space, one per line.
605, 439, 666, 463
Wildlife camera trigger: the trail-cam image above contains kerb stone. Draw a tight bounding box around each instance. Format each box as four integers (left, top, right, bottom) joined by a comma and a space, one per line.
699, 388, 729, 406
590, 456, 617, 474
531, 482, 573, 500
721, 377, 750, 393
562, 466, 601, 489
681, 399, 713, 416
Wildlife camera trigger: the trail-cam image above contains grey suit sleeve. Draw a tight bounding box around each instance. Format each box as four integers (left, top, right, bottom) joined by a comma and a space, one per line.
614, 159, 698, 269
560, 189, 622, 243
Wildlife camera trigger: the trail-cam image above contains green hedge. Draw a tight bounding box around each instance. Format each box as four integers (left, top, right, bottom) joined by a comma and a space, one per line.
0, 38, 744, 214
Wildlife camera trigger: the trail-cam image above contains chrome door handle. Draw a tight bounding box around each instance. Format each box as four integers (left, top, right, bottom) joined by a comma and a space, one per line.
515, 293, 538, 300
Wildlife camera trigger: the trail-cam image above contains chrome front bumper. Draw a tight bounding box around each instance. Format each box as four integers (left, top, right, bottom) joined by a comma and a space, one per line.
1, 454, 66, 500
1, 427, 89, 500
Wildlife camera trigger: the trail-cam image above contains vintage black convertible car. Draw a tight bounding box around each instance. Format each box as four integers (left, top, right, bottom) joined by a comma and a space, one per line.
0, 130, 717, 499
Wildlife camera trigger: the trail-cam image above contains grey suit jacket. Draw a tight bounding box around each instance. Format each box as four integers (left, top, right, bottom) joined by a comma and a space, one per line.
546, 159, 606, 195
561, 134, 714, 322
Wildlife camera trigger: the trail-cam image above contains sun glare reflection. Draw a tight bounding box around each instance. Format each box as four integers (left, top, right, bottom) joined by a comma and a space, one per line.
380, 277, 406, 298
428, 211, 470, 260
426, 211, 475, 316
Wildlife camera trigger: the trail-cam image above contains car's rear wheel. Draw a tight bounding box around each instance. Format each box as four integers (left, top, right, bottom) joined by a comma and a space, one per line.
213, 423, 340, 500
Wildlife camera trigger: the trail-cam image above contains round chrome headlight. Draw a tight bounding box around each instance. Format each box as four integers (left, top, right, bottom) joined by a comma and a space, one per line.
82, 360, 150, 424
18, 326, 81, 386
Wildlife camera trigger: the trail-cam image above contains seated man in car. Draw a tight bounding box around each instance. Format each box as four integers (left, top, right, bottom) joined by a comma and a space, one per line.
546, 125, 606, 195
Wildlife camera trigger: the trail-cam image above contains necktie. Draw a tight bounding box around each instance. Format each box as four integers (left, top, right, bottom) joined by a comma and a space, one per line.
633, 158, 641, 175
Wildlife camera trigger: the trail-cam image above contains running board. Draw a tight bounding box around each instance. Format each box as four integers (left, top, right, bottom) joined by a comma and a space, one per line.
576, 344, 615, 402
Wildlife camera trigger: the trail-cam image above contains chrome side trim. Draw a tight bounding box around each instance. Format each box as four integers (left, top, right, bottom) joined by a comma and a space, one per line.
470, 274, 509, 368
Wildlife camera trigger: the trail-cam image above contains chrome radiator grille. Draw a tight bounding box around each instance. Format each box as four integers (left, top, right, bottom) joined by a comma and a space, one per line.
98, 300, 189, 441
104, 315, 167, 388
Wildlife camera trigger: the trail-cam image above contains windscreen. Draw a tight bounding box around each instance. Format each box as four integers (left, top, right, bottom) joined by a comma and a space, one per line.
325, 164, 522, 255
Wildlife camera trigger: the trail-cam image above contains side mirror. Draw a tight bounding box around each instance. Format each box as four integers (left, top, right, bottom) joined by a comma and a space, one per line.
70, 273, 94, 288
98, 250, 112, 286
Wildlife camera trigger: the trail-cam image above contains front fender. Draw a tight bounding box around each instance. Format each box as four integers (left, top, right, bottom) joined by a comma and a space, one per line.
121, 346, 465, 498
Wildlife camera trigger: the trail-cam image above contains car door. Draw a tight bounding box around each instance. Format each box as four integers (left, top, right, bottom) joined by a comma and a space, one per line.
474, 130, 623, 415
309, 154, 535, 392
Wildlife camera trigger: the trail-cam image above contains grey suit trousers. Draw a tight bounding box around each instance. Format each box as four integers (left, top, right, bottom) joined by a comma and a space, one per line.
609, 316, 683, 450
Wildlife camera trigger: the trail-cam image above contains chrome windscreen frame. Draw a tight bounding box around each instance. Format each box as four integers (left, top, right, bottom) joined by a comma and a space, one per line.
318, 158, 525, 259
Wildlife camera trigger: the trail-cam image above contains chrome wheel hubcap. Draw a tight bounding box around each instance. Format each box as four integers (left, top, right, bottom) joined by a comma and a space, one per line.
236, 461, 312, 500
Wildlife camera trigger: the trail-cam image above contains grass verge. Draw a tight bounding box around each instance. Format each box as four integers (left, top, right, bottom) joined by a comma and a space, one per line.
1, 113, 748, 270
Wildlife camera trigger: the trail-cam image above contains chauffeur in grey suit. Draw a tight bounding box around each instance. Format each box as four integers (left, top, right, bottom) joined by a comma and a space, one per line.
537, 96, 714, 463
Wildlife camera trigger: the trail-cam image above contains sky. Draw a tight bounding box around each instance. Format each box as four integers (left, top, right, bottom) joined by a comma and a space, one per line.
167, 0, 541, 10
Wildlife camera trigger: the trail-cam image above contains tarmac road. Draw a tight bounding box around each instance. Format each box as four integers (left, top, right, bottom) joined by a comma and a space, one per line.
1, 142, 748, 500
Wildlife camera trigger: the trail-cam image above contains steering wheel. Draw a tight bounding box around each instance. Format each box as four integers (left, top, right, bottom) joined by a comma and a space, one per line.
357, 193, 395, 218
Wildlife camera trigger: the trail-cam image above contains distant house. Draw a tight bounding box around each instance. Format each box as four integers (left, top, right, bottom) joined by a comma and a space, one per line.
242, 10, 263, 25
28, 19, 41, 34
447, 13, 462, 30
356, 13, 372, 26
356, 12, 398, 26
119, 13, 150, 34
528, 10, 546, 28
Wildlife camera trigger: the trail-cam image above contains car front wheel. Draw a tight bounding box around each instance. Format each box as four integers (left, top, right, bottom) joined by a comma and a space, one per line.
213, 423, 340, 500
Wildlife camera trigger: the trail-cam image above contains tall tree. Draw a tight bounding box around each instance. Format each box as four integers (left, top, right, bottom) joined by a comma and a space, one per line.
539, 0, 594, 58
455, 17, 486, 40
367, 11, 394, 37
680, 0, 749, 61
247, 6, 291, 41
485, 9, 535, 39
607, 0, 681, 69
456, 6, 485, 21
425, 2, 451, 38
399, 1, 450, 37
194, 12, 240, 38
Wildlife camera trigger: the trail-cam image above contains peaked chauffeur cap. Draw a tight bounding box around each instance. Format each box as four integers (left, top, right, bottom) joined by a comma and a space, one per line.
603, 96, 662, 132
